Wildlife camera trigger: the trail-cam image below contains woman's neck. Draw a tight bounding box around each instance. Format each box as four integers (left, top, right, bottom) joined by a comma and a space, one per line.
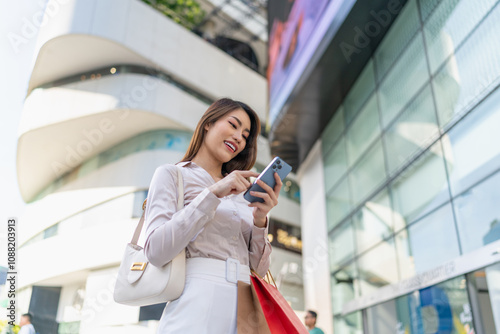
191, 149, 224, 181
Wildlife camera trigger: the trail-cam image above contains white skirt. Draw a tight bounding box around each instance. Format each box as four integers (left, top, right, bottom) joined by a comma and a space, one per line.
156, 257, 251, 333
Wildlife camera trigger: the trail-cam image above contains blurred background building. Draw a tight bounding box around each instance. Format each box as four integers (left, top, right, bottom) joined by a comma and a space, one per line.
14, 0, 303, 333
268, 0, 500, 333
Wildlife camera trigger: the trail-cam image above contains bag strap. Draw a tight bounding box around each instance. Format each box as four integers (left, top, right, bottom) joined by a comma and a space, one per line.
130, 165, 184, 245
251, 269, 278, 288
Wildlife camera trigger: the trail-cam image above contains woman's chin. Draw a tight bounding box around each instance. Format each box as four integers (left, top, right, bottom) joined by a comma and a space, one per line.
216, 152, 233, 164
222, 153, 237, 163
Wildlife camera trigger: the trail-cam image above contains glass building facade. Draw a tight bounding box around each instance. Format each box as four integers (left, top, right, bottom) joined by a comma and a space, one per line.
319, 0, 500, 332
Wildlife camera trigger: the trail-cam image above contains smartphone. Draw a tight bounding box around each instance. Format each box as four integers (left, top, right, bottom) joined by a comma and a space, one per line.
244, 157, 292, 203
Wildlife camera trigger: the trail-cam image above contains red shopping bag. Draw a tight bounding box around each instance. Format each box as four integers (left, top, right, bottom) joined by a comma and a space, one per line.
249, 272, 308, 334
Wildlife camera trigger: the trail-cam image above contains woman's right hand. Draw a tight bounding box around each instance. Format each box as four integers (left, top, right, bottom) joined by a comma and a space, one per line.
208, 170, 259, 198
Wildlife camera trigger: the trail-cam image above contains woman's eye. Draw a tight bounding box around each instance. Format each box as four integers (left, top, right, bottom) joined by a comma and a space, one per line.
243, 136, 248, 141
229, 122, 237, 129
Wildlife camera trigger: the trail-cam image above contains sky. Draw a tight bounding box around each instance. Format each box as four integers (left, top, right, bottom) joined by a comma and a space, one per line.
0, 0, 43, 266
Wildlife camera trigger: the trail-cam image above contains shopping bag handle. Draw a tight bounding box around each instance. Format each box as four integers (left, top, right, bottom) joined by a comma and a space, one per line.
251, 269, 277, 289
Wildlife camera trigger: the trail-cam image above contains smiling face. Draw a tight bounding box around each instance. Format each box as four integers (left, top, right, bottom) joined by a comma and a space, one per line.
181, 98, 260, 173
203, 108, 252, 164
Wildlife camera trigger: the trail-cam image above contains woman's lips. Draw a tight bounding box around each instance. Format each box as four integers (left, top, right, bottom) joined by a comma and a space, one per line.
224, 141, 237, 152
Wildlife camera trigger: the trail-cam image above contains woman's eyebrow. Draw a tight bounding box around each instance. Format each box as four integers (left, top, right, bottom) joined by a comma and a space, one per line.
230, 116, 250, 133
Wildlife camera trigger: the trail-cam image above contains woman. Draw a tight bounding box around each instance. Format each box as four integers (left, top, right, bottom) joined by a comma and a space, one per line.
144, 98, 281, 333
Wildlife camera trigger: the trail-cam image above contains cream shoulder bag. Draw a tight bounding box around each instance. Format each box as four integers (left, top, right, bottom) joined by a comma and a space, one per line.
113, 165, 186, 306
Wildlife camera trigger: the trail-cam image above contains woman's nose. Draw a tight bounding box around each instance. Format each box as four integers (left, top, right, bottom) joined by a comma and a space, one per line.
233, 131, 242, 143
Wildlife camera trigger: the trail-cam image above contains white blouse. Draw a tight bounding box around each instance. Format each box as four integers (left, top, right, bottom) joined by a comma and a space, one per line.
144, 161, 272, 277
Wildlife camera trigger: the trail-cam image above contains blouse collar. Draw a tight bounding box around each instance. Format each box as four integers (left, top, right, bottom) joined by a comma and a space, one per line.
176, 161, 192, 167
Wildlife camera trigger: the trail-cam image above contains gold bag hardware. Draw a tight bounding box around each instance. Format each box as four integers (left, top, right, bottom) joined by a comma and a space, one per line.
131, 262, 147, 271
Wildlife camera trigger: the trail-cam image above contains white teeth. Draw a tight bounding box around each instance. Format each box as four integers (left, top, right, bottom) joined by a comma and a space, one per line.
225, 141, 235, 152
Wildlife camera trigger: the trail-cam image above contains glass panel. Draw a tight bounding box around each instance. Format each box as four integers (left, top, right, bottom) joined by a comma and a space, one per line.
467, 268, 497, 334
374, 0, 420, 80
395, 292, 421, 334
346, 95, 381, 166
384, 84, 439, 175
323, 137, 348, 193
322, 106, 345, 156
357, 237, 398, 296
453, 170, 500, 254
44, 224, 59, 239
395, 276, 476, 333
418, 276, 476, 333
353, 188, 393, 255
407, 203, 460, 274
23, 192, 139, 247
344, 61, 376, 126
379, 32, 429, 129
485, 263, 500, 333
329, 221, 355, 272
433, 4, 500, 129
390, 141, 450, 225
333, 311, 363, 334
97, 129, 191, 166
326, 178, 352, 230
331, 263, 360, 315
423, 0, 497, 73
419, 0, 443, 22
349, 140, 387, 206
394, 228, 416, 280
34, 129, 192, 200
366, 299, 398, 334
443, 85, 500, 196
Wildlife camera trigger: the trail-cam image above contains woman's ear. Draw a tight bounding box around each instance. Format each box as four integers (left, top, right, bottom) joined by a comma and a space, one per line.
204, 122, 211, 131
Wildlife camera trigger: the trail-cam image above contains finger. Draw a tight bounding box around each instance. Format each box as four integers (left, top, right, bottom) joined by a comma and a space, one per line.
237, 178, 251, 192
250, 191, 274, 207
248, 203, 272, 218
273, 172, 283, 196
235, 177, 252, 194
237, 170, 260, 178
248, 201, 268, 210
256, 179, 278, 204
256, 178, 273, 194
236, 173, 252, 188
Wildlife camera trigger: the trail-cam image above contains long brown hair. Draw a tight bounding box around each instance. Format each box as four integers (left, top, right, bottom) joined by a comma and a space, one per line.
180, 98, 261, 174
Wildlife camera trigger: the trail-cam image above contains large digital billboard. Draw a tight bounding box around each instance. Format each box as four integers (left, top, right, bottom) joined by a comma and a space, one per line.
268, 0, 332, 121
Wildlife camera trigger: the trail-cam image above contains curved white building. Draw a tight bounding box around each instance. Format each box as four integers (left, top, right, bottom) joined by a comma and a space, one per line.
16, 1, 303, 332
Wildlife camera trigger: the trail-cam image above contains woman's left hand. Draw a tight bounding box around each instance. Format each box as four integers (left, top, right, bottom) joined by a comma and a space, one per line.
248, 172, 282, 228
